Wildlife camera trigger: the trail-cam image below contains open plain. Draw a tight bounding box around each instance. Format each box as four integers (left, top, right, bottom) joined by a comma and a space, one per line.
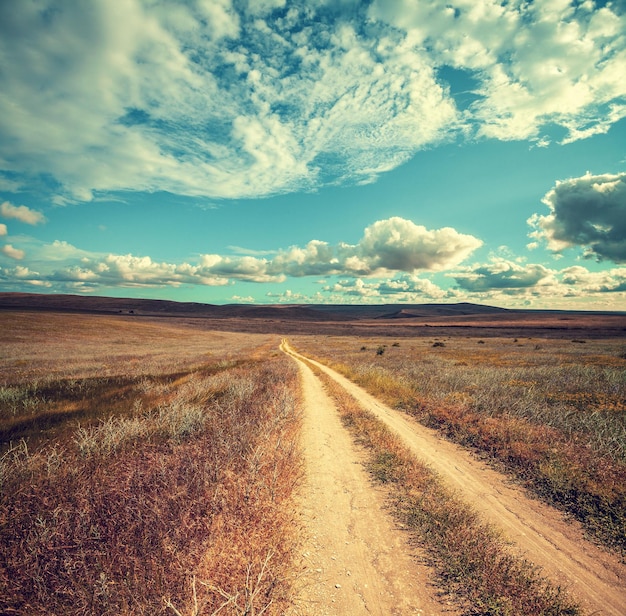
1, 294, 625, 615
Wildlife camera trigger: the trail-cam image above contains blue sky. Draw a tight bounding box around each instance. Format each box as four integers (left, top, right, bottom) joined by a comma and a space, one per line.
1, 0, 625, 309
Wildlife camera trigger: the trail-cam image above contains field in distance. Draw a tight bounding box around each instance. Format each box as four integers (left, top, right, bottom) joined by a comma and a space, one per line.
2, 291, 625, 338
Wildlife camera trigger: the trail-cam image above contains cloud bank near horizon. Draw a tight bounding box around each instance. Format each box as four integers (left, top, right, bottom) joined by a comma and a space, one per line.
0, 217, 481, 288
1, 0, 624, 203
1, 216, 625, 307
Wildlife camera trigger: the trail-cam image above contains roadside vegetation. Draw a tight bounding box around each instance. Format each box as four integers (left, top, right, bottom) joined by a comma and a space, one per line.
312, 363, 581, 614
292, 335, 626, 556
0, 312, 302, 615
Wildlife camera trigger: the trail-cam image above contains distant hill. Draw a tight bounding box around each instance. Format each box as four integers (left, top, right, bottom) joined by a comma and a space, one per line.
0, 292, 510, 321
373, 303, 510, 319
1, 292, 623, 324
0, 292, 351, 321
296, 302, 510, 320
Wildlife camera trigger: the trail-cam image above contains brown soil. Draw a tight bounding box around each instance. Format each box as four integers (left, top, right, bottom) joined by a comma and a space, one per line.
282, 341, 626, 615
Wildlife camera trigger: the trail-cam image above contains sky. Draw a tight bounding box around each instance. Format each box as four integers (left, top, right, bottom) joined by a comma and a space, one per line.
0, 0, 625, 309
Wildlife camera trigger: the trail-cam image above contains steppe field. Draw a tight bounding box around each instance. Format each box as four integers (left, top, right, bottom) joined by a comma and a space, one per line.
1, 307, 625, 615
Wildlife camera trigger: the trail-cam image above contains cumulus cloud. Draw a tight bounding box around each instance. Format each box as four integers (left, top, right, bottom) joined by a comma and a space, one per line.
0, 223, 6, 236
271, 218, 481, 279
1, 244, 25, 260
445, 257, 626, 308
326, 274, 450, 302
528, 172, 626, 262
453, 259, 555, 291
0, 265, 51, 288
1, 1, 623, 202
58, 253, 232, 288
377, 274, 448, 299
0, 201, 46, 225
199, 254, 283, 283
266, 218, 482, 278
325, 278, 384, 299
560, 265, 626, 293
358, 218, 482, 273
262, 262, 626, 308
4, 230, 625, 308
370, 0, 626, 144
0, 217, 480, 291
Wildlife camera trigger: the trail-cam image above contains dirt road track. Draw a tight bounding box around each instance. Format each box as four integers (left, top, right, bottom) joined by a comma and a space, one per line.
283, 341, 456, 615
282, 341, 626, 616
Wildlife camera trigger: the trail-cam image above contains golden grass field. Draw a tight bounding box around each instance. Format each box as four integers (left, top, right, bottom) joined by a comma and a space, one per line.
1, 312, 301, 615
1, 306, 625, 615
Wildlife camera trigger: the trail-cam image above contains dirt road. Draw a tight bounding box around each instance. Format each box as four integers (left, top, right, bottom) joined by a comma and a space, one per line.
283, 341, 456, 615
282, 341, 626, 615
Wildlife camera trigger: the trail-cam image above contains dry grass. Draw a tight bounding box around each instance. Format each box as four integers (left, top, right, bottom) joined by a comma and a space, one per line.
292, 334, 626, 556
0, 312, 302, 615
312, 364, 581, 615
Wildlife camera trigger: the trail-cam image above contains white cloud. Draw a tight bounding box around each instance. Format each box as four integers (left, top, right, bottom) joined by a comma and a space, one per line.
8, 1, 623, 201
0, 223, 6, 236
326, 274, 450, 302
267, 218, 482, 278
560, 265, 626, 293
3, 230, 626, 309
37, 240, 95, 262
196, 0, 240, 39
445, 257, 626, 308
377, 274, 448, 299
0, 201, 46, 225
93, 253, 231, 287
528, 172, 626, 262
230, 294, 256, 303
0, 217, 480, 291
199, 254, 282, 283
326, 278, 383, 299
358, 217, 482, 273
370, 0, 626, 144
0, 265, 51, 287
1, 244, 25, 260
266, 288, 331, 304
